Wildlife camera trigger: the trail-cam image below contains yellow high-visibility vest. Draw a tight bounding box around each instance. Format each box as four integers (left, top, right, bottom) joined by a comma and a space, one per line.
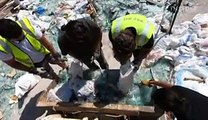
111, 14, 155, 48
0, 18, 50, 68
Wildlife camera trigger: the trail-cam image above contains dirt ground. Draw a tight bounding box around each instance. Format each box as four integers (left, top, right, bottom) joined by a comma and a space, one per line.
176, 0, 208, 24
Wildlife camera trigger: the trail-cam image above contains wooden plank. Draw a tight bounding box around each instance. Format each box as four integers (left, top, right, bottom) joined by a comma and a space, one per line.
36, 71, 162, 118
37, 89, 158, 117
53, 102, 156, 116
37, 88, 159, 117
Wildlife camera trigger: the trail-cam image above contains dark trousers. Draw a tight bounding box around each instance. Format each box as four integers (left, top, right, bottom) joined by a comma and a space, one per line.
34, 54, 59, 80
81, 49, 109, 70
132, 35, 154, 66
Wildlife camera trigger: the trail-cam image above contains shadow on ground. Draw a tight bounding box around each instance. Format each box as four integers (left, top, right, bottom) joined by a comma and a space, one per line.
19, 92, 56, 120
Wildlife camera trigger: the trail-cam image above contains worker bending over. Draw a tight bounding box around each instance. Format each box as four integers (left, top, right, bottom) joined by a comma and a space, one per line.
58, 18, 109, 70
0, 18, 67, 82
109, 14, 155, 69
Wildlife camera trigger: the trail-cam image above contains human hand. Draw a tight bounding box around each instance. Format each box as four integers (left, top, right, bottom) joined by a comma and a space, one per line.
52, 52, 62, 61
53, 52, 68, 63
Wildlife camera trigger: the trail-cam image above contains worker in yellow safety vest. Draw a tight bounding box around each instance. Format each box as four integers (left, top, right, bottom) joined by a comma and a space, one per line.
109, 14, 155, 69
0, 18, 67, 82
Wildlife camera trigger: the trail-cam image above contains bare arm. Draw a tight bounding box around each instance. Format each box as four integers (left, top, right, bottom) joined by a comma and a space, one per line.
149, 80, 173, 89
39, 35, 57, 56
40, 35, 68, 69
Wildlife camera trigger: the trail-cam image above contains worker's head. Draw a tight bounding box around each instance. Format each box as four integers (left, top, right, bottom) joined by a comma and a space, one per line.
0, 19, 24, 41
113, 28, 136, 64
152, 88, 186, 112
61, 19, 88, 43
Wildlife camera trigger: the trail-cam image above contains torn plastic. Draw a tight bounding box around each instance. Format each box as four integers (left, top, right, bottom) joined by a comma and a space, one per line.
144, 49, 166, 66
47, 82, 72, 102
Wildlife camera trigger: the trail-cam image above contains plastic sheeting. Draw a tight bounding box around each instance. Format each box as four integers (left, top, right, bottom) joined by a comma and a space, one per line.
49, 57, 173, 106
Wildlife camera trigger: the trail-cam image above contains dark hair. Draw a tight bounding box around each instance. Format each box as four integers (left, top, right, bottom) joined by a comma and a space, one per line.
0, 19, 23, 39
113, 28, 136, 54
61, 19, 88, 39
152, 88, 185, 112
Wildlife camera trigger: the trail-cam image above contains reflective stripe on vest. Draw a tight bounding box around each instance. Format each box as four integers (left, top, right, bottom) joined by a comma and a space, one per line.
0, 35, 34, 67
16, 18, 50, 54
111, 14, 155, 48
0, 18, 50, 68
0, 44, 7, 54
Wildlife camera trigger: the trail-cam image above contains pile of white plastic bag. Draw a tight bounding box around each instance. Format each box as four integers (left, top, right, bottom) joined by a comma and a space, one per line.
144, 13, 208, 96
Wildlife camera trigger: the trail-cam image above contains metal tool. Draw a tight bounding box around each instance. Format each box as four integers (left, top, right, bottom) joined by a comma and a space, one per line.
93, 59, 103, 75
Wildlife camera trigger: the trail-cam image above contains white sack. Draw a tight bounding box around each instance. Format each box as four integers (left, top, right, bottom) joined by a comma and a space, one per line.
15, 73, 39, 98
118, 61, 136, 94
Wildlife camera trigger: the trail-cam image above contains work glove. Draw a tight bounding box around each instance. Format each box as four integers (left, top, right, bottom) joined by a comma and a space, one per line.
141, 80, 154, 87
28, 68, 39, 74
53, 52, 68, 62
28, 67, 47, 76
52, 52, 62, 61
91, 52, 100, 63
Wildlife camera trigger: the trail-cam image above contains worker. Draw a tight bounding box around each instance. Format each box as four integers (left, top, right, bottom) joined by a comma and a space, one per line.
58, 18, 109, 70
142, 80, 208, 120
109, 14, 155, 68
0, 18, 67, 82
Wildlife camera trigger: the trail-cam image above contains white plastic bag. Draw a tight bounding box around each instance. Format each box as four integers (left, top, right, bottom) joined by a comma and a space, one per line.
118, 61, 136, 94
47, 82, 73, 102
69, 61, 95, 101
15, 73, 39, 99
69, 61, 83, 81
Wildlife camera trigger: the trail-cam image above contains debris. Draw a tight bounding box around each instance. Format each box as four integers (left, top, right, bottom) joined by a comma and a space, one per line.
41, 114, 81, 120
146, 0, 157, 5
192, 13, 208, 26
6, 69, 16, 78
183, 0, 194, 7
144, 49, 166, 66
0, 73, 5, 77
47, 89, 62, 102
1, 0, 208, 119
5, 1, 14, 7
184, 77, 205, 83
33, 6, 46, 15
9, 95, 18, 104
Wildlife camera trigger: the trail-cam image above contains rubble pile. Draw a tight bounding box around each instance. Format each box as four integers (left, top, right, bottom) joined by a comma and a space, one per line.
1, 0, 208, 119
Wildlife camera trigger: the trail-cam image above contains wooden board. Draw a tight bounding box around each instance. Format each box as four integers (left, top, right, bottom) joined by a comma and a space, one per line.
36, 77, 163, 118
37, 70, 162, 120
